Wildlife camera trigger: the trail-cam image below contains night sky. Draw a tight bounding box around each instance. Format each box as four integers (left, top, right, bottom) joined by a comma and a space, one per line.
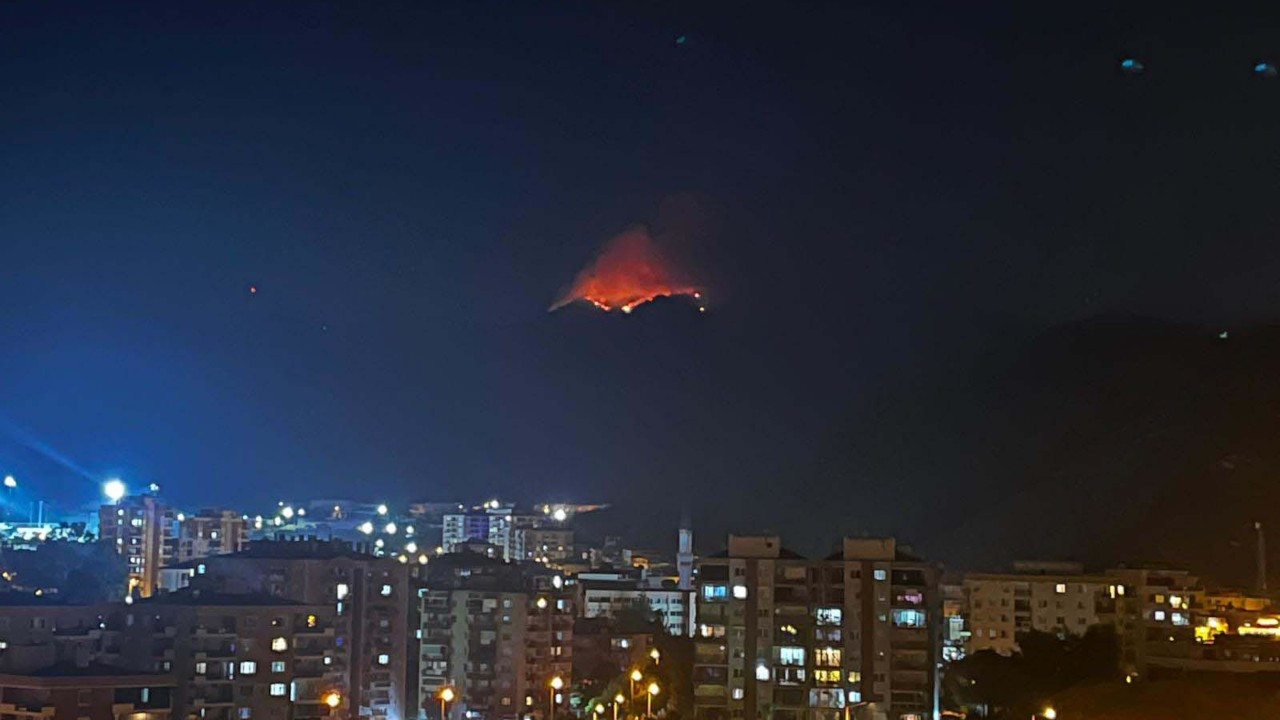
7, 2, 1280, 576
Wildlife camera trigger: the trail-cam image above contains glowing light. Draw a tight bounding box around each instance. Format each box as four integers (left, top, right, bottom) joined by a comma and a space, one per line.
439, 687, 456, 703
549, 227, 702, 314
384, 522, 397, 534
1043, 709, 1056, 720
176, 512, 185, 522
406, 542, 418, 553
550, 676, 564, 690
488, 499, 500, 509
323, 691, 341, 708
376, 504, 388, 515
374, 539, 385, 549
418, 554, 429, 564
536, 597, 549, 610
103, 479, 126, 502
2, 476, 15, 489
650, 648, 661, 661
553, 508, 568, 522
615, 694, 625, 704
405, 525, 415, 535
647, 682, 660, 696
281, 506, 294, 519
630, 669, 643, 683
359, 521, 374, 534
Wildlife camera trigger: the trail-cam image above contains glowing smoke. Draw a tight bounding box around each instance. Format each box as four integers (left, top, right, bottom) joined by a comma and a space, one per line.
549, 226, 703, 314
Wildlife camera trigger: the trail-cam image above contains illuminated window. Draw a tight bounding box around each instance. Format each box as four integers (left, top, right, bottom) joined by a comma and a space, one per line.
814, 669, 841, 683
1054, 584, 1067, 594
381, 584, 392, 596
847, 671, 862, 683
731, 688, 744, 700
814, 647, 842, 667
755, 663, 770, 681
336, 583, 349, 600
1170, 596, 1183, 609
1153, 610, 1166, 622
378, 653, 390, 665
271, 661, 285, 673
195, 661, 207, 674
1171, 612, 1188, 626
732, 585, 748, 600
892, 609, 926, 628
1154, 594, 1166, 604
239, 661, 257, 675
873, 569, 887, 581
702, 585, 728, 600
271, 637, 288, 652
776, 646, 805, 666
815, 607, 842, 625
269, 683, 286, 696
306, 614, 317, 628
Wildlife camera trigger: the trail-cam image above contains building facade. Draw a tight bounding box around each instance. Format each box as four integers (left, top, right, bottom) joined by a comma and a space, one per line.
693, 536, 939, 720
98, 493, 177, 598
577, 569, 693, 637
964, 562, 1112, 656
193, 539, 412, 720
174, 510, 248, 563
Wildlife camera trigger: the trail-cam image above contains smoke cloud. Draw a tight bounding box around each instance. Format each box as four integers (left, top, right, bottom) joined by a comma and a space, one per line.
549, 225, 703, 314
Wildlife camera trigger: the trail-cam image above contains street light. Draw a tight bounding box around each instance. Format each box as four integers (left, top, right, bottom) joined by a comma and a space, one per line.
613, 693, 625, 720
322, 691, 341, 709
439, 686, 455, 720
103, 479, 126, 503
536, 597, 549, 610
594, 704, 605, 720
649, 648, 660, 663
1042, 708, 1057, 720
646, 682, 660, 719
549, 676, 564, 720
3, 475, 15, 489
629, 668, 643, 707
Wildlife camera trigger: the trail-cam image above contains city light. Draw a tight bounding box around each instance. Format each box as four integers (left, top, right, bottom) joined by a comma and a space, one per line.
536, 597, 549, 610
1042, 708, 1057, 720
439, 686, 456, 702
103, 479, 126, 502
281, 506, 294, 519
3, 475, 15, 489
359, 521, 374, 534
405, 524, 415, 535
550, 676, 564, 690
647, 683, 659, 696
553, 508, 568, 522
615, 694, 625, 704
376, 503, 388, 515
323, 691, 341, 708
418, 554, 429, 564
384, 522, 397, 534
630, 669, 643, 683
650, 648, 660, 662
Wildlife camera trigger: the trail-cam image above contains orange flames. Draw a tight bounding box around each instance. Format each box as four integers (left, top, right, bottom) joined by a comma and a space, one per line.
549, 227, 704, 314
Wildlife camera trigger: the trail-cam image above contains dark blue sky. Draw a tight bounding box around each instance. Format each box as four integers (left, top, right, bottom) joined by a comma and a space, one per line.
6, 2, 1280, 567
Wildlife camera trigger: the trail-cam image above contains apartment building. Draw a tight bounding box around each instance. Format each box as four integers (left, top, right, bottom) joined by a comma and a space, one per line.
693, 535, 939, 720
98, 493, 177, 597
1105, 566, 1203, 676
577, 568, 693, 636
173, 509, 248, 563
417, 551, 574, 720
0, 590, 341, 719
964, 561, 1112, 656
192, 539, 412, 720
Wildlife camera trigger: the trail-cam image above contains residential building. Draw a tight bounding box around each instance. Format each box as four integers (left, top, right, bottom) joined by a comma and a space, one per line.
191, 539, 412, 720
0, 668, 175, 719
513, 528, 575, 565
963, 561, 1112, 656
417, 551, 574, 720
1105, 566, 1203, 676
693, 535, 939, 720
98, 493, 177, 597
577, 568, 693, 636
173, 510, 248, 563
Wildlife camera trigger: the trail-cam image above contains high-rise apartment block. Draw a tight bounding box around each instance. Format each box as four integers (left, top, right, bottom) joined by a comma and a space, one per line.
174, 509, 248, 563
693, 536, 939, 720
98, 493, 177, 597
964, 561, 1113, 656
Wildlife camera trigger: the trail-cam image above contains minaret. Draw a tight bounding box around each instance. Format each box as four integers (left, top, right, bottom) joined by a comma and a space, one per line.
1257, 521, 1268, 595
677, 527, 694, 590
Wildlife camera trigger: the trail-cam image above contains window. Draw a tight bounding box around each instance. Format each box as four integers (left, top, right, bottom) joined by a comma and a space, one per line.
892, 609, 926, 628
378, 653, 390, 665
1055, 583, 1067, 594
1170, 595, 1183, 609
776, 646, 805, 666
271, 637, 288, 652
815, 607, 842, 625
238, 709, 251, 720
270, 683, 286, 696
271, 661, 285, 673
381, 584, 393, 596
1154, 594, 1166, 604
873, 569, 887, 581
731, 688, 744, 700
336, 583, 349, 600
1153, 610, 1167, 621
1172, 612, 1189, 626
754, 663, 770, 681
196, 662, 207, 674
732, 585, 748, 599
814, 647, 842, 667
814, 669, 841, 683
239, 661, 257, 675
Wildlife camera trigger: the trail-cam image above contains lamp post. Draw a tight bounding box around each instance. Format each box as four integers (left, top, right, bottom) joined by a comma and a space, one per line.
649, 648, 660, 664
549, 676, 564, 720
629, 668, 642, 708
438, 686, 455, 720
1041, 708, 1057, 720
646, 682, 660, 719
614, 693, 625, 720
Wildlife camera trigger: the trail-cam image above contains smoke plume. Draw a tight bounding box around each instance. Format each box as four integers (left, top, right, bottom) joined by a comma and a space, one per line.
549, 226, 703, 314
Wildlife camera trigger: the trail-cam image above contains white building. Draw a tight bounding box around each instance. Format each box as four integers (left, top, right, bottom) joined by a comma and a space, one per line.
965, 561, 1112, 656
577, 568, 693, 636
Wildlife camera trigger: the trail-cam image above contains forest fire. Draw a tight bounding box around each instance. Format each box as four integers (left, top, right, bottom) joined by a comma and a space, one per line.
550, 227, 704, 314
